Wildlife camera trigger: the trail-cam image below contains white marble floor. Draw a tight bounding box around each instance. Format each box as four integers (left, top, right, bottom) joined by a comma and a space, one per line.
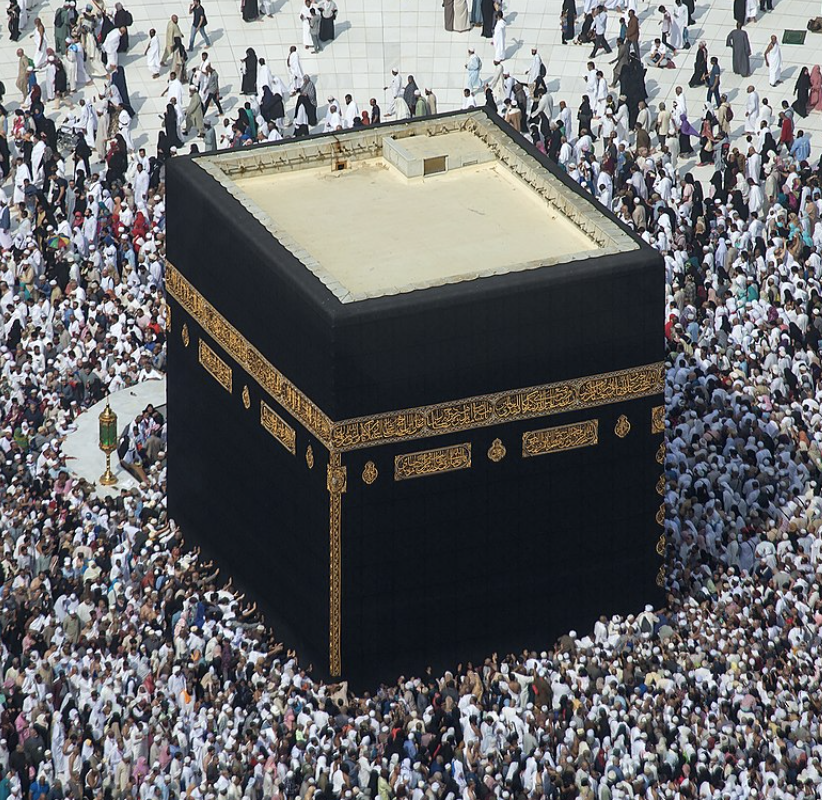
6, 0, 822, 172
61, 378, 166, 497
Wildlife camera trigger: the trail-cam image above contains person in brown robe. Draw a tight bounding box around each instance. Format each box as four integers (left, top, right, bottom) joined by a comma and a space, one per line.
15, 48, 28, 98
443, 0, 455, 31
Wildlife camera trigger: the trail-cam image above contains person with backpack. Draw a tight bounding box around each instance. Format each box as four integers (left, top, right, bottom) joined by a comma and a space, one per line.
526, 47, 544, 91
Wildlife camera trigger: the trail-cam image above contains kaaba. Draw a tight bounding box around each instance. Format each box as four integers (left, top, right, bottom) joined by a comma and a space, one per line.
166, 110, 665, 689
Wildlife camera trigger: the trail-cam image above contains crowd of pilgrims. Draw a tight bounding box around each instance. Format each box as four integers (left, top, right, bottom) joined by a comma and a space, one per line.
5, 0, 822, 796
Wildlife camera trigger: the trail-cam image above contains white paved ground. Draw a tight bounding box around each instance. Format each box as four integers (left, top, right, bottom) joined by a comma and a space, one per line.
62, 378, 165, 496
4, 0, 822, 168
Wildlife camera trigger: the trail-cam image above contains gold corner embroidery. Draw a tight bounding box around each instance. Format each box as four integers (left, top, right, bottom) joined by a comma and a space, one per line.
522, 419, 599, 458
198, 339, 232, 393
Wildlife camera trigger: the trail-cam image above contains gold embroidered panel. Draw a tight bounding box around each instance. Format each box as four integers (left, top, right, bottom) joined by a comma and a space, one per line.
198, 340, 232, 393
614, 414, 631, 438
651, 405, 665, 434
169, 265, 333, 443
394, 443, 472, 481
522, 419, 599, 458
487, 438, 506, 462
327, 452, 346, 677
362, 461, 378, 484
169, 264, 664, 452
261, 401, 296, 454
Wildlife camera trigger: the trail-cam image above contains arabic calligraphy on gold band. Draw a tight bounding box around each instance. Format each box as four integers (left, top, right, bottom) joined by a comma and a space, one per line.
522, 419, 599, 458
169, 264, 664, 452
394, 443, 472, 481
198, 340, 232, 393
333, 364, 663, 451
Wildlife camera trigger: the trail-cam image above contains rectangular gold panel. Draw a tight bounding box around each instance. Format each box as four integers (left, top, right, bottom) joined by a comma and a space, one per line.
260, 401, 296, 454
522, 419, 599, 457
394, 443, 472, 481
198, 339, 232, 394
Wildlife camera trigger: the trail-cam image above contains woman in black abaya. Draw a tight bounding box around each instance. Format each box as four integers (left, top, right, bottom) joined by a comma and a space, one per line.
793, 67, 811, 118
620, 55, 648, 127
111, 66, 134, 116
403, 76, 419, 113
577, 95, 593, 136
689, 42, 707, 88
561, 0, 576, 43
260, 86, 283, 123
241, 48, 257, 94
164, 102, 182, 149
319, 0, 336, 41
241, 0, 259, 23
106, 135, 128, 183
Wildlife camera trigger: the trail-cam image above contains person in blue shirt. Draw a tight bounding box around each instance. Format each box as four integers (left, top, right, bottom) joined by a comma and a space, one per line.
790, 129, 811, 162
30, 775, 50, 800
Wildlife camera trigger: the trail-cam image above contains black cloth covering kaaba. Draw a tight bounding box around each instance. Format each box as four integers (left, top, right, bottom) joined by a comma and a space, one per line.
166, 110, 664, 689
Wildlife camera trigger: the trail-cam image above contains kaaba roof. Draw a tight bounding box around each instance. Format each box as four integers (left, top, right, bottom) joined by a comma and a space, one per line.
191, 111, 639, 303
